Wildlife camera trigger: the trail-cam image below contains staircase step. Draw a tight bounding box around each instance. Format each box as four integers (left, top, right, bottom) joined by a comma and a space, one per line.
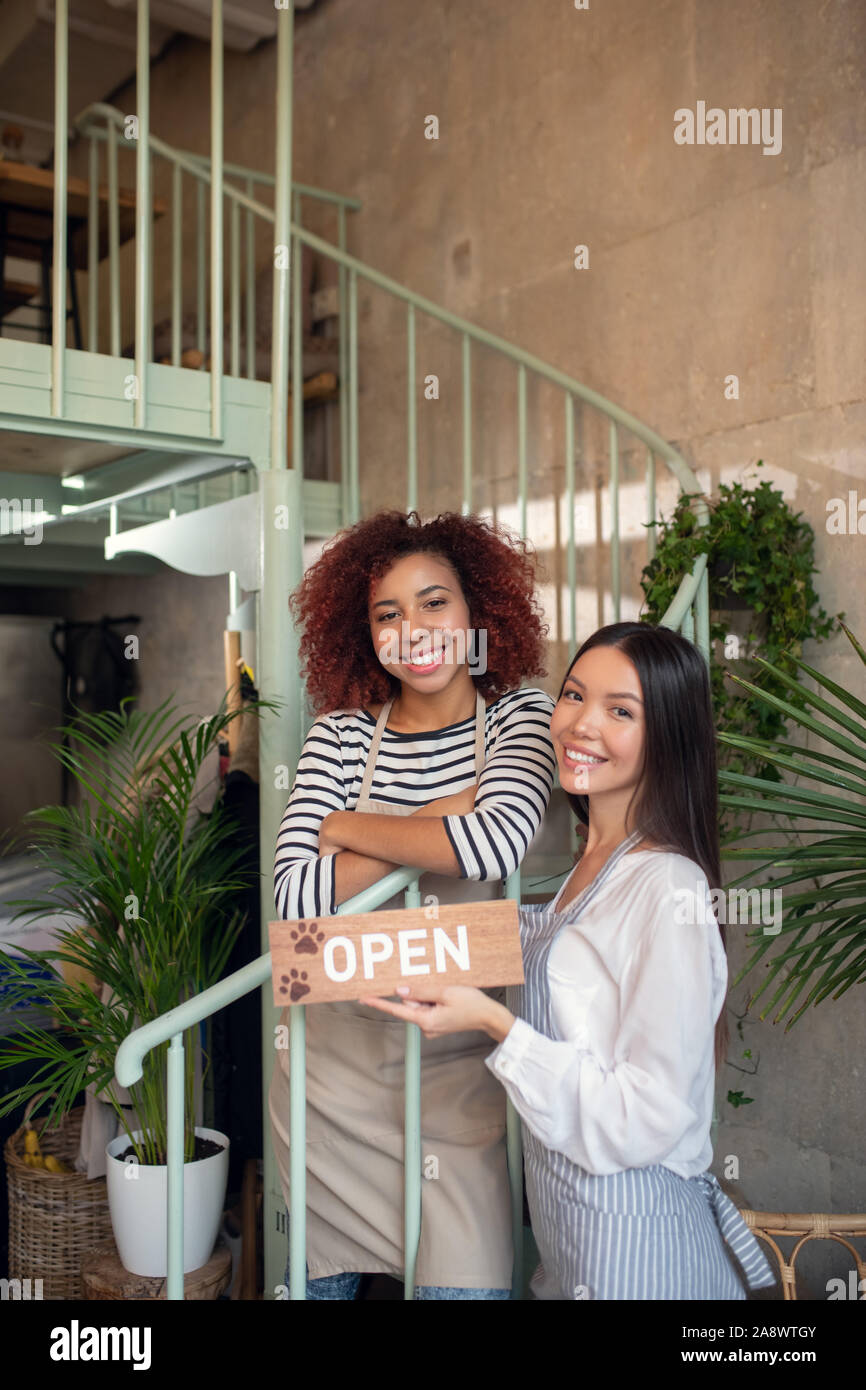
151, 330, 339, 382
1, 277, 41, 313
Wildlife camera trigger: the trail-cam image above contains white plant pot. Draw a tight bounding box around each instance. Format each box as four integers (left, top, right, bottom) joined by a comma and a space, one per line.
105, 1126, 229, 1277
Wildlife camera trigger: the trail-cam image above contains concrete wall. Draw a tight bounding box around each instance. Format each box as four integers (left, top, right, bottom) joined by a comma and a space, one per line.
0, 572, 233, 838
57, 0, 866, 1289
92, 0, 865, 665
63, 568, 233, 724
0, 617, 65, 840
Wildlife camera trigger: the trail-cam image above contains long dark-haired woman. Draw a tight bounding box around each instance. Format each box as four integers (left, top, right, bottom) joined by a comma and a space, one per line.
269, 509, 556, 1298
364, 622, 776, 1299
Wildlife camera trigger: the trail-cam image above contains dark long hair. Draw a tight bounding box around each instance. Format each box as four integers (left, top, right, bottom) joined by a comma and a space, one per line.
557, 622, 728, 1069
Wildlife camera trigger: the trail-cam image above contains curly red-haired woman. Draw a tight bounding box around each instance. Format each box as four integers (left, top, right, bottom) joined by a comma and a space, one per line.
269, 509, 556, 1299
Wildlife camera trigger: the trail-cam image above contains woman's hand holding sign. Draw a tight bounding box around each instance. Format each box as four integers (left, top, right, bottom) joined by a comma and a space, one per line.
360, 982, 516, 1043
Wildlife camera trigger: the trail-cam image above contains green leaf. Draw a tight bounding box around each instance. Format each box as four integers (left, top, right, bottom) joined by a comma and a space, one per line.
727, 1091, 755, 1108
0, 691, 266, 1151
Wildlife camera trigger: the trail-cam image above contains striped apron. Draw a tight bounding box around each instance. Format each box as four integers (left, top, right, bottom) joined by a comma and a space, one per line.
510, 831, 776, 1300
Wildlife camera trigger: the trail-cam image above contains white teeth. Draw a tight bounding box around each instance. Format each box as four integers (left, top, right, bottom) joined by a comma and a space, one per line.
565, 748, 605, 765
406, 649, 442, 666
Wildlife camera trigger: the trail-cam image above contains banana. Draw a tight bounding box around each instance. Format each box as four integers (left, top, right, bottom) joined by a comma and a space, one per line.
24, 1129, 42, 1156
43, 1154, 71, 1174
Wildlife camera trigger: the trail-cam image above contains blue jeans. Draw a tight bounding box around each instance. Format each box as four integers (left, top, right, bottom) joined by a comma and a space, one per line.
284, 1253, 510, 1301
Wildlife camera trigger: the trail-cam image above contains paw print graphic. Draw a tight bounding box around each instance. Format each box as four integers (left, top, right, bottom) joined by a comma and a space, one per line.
291, 921, 326, 956
279, 969, 310, 1002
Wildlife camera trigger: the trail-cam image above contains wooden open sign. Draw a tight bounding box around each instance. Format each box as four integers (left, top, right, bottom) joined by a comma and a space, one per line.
269, 899, 524, 1007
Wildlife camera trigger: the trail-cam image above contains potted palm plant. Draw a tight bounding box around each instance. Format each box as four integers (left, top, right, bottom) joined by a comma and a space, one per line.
717, 622, 866, 1026
0, 693, 267, 1276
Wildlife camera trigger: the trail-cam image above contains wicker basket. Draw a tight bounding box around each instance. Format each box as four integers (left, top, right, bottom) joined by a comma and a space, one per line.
5, 1094, 115, 1300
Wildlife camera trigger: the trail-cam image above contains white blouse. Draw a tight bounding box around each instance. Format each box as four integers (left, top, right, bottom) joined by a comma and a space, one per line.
486, 848, 727, 1177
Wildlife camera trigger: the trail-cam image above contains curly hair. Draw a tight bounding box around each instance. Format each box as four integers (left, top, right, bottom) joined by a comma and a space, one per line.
291, 509, 549, 716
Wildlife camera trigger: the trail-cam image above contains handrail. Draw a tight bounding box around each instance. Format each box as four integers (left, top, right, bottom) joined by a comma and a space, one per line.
114, 865, 420, 1088
291, 225, 700, 485
71, 95, 711, 638
69, 103, 698, 477
72, 103, 363, 212
65, 104, 709, 642
284, 219, 710, 651
1, 103, 362, 213
658, 551, 709, 631
66, 96, 361, 421
114, 860, 426, 1305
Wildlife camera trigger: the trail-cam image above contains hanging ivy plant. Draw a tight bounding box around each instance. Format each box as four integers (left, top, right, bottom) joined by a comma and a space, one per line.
640, 463, 842, 814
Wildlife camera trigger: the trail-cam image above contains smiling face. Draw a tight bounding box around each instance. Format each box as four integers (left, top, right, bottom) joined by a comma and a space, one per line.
551, 644, 646, 803
367, 551, 473, 694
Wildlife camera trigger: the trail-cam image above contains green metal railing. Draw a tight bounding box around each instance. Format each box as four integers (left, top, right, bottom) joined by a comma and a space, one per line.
37, 0, 714, 1305
71, 100, 359, 407
115, 859, 523, 1301
54, 25, 711, 651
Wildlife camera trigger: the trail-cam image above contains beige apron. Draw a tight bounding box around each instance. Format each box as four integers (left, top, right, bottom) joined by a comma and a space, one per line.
269, 689, 513, 1287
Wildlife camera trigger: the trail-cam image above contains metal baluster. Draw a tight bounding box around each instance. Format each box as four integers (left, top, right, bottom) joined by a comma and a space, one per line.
289, 1005, 306, 1299
87, 136, 98, 353
565, 394, 576, 651
696, 563, 710, 663
407, 303, 417, 511
273, 2, 299, 1299
683, 602, 695, 643
210, 0, 224, 436
270, 10, 291, 473
291, 192, 303, 470
134, 0, 151, 428
245, 176, 255, 379
108, 118, 121, 358
503, 864, 524, 1298
348, 267, 359, 521
171, 162, 182, 367
230, 192, 240, 377
196, 179, 206, 361
51, 0, 69, 417
403, 877, 422, 1300
166, 1032, 185, 1300
610, 421, 620, 621
646, 448, 656, 561
338, 204, 349, 522
517, 364, 527, 538
462, 333, 471, 516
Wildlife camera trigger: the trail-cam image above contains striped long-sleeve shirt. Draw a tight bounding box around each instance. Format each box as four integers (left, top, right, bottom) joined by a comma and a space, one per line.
273, 686, 557, 919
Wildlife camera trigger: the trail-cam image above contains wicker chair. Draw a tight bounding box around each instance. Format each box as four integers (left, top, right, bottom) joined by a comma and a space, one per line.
741, 1210, 866, 1301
